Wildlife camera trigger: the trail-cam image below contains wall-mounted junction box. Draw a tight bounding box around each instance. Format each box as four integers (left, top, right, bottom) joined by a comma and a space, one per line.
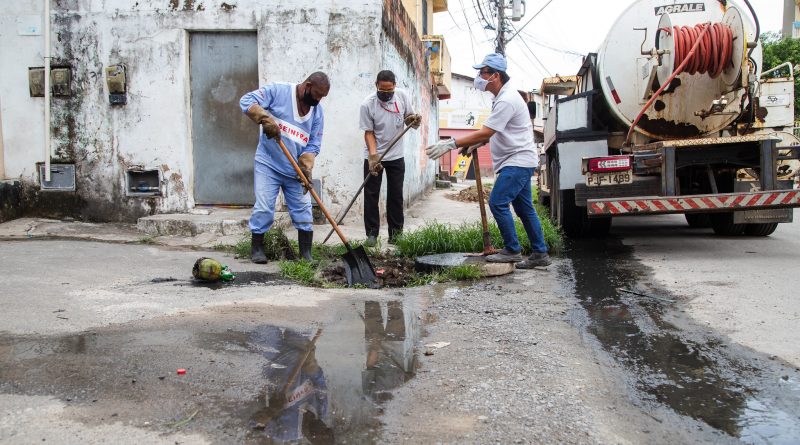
38, 163, 76, 191
105, 64, 127, 105
29, 66, 72, 97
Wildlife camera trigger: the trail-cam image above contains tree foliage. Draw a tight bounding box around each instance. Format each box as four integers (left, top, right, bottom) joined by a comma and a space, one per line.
760, 31, 800, 119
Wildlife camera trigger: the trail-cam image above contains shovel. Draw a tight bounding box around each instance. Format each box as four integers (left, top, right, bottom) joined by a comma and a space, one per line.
463, 144, 499, 256
276, 138, 377, 287
321, 123, 413, 244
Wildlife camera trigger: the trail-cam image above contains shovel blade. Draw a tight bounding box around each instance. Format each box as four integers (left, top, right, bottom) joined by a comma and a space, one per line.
341, 245, 378, 287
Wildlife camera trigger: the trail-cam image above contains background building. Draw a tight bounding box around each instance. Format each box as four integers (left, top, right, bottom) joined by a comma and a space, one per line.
784, 0, 800, 38
0, 0, 451, 223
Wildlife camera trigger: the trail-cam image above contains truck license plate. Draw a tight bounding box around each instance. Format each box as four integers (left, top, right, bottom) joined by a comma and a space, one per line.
586, 171, 632, 187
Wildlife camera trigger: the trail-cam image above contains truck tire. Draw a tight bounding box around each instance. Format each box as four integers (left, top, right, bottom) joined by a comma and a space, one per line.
685, 213, 712, 228
550, 158, 611, 238
744, 223, 778, 236
710, 213, 745, 236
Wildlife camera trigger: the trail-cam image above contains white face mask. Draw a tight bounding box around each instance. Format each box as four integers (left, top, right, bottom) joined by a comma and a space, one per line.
473, 73, 490, 92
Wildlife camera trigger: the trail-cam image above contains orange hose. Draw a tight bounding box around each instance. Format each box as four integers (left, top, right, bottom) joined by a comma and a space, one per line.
625, 22, 733, 145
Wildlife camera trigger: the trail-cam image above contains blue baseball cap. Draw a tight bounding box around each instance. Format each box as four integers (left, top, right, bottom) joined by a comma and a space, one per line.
472, 53, 508, 72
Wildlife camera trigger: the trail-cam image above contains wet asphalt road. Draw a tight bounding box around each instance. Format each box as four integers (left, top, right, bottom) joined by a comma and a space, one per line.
1, 229, 799, 444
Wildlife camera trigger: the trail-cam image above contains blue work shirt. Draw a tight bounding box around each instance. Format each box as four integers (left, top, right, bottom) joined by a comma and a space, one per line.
240, 82, 324, 178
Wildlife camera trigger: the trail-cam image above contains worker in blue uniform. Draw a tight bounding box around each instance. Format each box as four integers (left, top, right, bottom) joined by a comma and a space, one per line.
240, 72, 330, 264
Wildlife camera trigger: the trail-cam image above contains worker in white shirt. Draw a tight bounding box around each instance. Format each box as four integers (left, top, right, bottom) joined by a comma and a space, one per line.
426, 53, 550, 268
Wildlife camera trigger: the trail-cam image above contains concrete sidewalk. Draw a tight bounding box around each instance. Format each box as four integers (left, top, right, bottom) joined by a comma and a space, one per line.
0, 185, 484, 250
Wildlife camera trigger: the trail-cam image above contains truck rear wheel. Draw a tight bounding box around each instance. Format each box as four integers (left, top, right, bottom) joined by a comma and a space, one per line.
710, 213, 745, 236
744, 223, 778, 236
685, 213, 712, 228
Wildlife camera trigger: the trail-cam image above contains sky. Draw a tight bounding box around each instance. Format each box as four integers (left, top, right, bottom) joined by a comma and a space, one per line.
433, 0, 784, 91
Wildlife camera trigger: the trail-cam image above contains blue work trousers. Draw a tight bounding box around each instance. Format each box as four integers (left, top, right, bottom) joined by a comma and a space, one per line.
488, 166, 548, 254
249, 161, 313, 233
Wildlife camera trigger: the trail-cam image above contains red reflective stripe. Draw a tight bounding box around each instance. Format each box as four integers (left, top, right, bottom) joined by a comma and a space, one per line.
782, 192, 798, 204
763, 193, 780, 205
653, 200, 669, 212
743, 193, 761, 207
701, 197, 716, 208
730, 194, 746, 207
667, 199, 682, 209
685, 199, 701, 209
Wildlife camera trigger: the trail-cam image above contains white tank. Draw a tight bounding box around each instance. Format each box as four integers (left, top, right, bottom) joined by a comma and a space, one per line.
597, 0, 762, 140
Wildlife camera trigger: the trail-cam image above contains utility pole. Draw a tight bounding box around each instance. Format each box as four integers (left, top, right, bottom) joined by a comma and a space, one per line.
495, 0, 505, 55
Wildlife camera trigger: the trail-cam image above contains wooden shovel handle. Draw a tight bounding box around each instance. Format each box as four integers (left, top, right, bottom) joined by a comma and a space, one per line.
275, 138, 351, 247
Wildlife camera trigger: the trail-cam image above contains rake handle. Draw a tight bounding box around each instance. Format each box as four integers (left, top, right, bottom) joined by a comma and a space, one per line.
322, 123, 413, 244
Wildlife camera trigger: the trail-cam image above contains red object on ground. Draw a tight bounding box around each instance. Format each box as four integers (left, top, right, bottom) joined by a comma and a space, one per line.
176, 369, 186, 375
375, 268, 385, 277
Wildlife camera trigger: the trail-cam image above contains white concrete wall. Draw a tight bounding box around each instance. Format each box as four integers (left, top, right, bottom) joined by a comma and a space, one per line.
0, 0, 436, 221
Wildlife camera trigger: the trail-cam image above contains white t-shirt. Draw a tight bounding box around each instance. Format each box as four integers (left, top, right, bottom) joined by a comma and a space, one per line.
483, 82, 537, 173
359, 89, 415, 162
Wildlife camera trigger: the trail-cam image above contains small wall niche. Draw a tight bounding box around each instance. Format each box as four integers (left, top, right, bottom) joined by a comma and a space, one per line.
126, 168, 162, 197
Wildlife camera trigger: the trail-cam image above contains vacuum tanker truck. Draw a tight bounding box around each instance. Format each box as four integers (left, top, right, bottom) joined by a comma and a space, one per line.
537, 0, 800, 237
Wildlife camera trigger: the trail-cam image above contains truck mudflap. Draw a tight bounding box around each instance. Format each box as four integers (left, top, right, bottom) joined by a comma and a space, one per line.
587, 190, 800, 217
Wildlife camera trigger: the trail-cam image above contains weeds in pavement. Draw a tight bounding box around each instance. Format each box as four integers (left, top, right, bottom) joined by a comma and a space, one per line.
278, 260, 320, 286
394, 186, 561, 257
138, 236, 157, 245
234, 229, 297, 260
408, 264, 483, 286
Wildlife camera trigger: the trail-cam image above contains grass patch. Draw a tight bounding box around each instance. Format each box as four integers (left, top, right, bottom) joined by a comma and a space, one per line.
138, 236, 157, 245
394, 219, 561, 257
278, 260, 320, 286
408, 264, 483, 286
234, 229, 297, 260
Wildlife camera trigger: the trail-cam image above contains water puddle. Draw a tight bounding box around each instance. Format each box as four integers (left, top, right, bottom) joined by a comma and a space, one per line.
0, 299, 423, 444
562, 238, 800, 443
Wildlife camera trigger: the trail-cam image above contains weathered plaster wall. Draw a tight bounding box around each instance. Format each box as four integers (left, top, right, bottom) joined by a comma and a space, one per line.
380, 0, 438, 209
0, 0, 436, 222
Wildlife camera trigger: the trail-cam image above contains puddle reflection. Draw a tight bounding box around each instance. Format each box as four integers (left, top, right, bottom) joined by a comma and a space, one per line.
246, 299, 421, 444
363, 301, 418, 403
249, 327, 333, 444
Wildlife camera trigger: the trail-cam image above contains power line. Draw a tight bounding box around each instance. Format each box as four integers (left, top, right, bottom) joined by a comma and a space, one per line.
510, 24, 553, 76
518, 29, 584, 58
458, 0, 478, 61
447, 9, 463, 30
505, 0, 555, 44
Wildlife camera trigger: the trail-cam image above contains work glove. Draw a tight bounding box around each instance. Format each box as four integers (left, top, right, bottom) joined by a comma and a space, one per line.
245, 104, 281, 140
404, 113, 422, 129
425, 138, 457, 161
297, 152, 315, 194
368, 153, 384, 176
459, 144, 480, 157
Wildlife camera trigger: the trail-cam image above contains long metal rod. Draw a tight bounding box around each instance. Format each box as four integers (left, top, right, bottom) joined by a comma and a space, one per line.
0, 95, 5, 179
44, 0, 51, 181
321, 124, 412, 244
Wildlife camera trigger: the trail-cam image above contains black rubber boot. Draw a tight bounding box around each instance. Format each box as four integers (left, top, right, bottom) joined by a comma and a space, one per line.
251, 232, 268, 264
298, 230, 314, 261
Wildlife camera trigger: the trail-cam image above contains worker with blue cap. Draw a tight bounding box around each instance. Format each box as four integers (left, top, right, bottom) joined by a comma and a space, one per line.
425, 53, 550, 268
